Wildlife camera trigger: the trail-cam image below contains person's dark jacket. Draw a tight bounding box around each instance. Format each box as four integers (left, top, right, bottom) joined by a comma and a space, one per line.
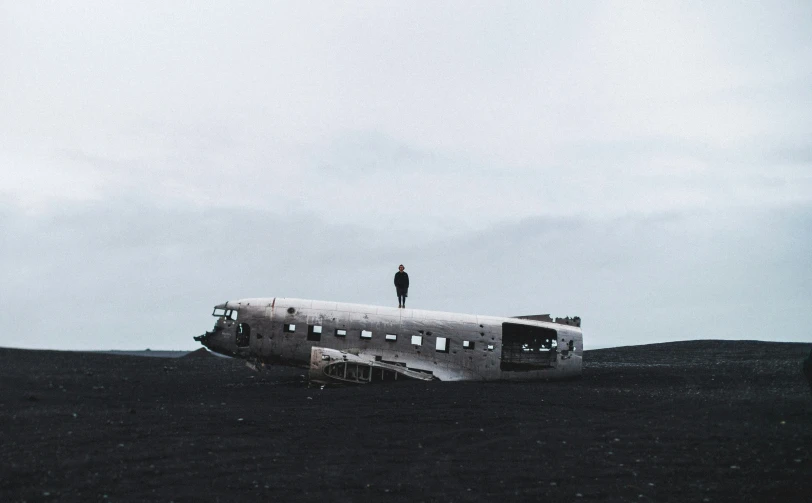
394, 271, 409, 291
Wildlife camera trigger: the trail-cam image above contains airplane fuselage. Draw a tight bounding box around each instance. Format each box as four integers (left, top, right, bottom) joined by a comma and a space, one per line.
195, 297, 583, 382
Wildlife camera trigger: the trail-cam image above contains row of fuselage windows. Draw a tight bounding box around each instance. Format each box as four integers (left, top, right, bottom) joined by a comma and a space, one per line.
283, 323, 494, 352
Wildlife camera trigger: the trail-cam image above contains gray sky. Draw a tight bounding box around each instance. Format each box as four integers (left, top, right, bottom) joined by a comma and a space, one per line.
1, 1, 810, 350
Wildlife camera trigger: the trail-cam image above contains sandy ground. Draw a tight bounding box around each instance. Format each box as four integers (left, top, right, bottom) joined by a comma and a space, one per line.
1, 340, 810, 502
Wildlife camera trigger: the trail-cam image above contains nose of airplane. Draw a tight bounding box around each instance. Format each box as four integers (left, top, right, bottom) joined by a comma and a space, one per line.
194, 322, 238, 357
193, 332, 211, 345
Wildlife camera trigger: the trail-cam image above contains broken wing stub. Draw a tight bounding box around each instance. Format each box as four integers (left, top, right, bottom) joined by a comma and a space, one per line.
309, 347, 436, 385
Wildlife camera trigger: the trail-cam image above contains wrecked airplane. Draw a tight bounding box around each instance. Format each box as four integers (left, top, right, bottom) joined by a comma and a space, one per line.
194, 298, 582, 384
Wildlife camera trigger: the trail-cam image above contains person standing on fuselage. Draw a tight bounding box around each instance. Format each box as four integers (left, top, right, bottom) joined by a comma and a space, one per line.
394, 265, 409, 308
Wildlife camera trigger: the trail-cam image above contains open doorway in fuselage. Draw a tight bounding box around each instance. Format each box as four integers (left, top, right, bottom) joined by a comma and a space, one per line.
500, 323, 558, 371
236, 323, 251, 347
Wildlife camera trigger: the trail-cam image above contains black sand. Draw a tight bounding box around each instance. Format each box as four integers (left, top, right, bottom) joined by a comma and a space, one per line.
1, 341, 810, 502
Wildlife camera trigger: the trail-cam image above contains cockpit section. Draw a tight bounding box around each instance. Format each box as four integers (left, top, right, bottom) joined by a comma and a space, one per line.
212, 307, 238, 320
194, 304, 243, 357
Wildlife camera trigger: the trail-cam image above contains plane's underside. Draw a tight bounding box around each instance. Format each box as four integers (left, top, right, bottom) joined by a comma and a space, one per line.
195, 297, 583, 384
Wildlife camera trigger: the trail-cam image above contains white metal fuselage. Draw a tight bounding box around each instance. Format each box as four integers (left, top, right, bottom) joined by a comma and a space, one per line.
196, 297, 583, 382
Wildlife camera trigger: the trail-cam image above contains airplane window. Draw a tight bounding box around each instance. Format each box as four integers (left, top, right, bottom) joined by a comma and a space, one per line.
212, 308, 237, 320
463, 340, 474, 349
284, 324, 296, 333
435, 337, 449, 353
335, 329, 347, 337
360, 330, 372, 339
307, 325, 322, 342
411, 335, 422, 346
385, 334, 397, 341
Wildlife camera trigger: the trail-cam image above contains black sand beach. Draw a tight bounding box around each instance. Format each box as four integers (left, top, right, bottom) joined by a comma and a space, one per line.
1, 340, 810, 502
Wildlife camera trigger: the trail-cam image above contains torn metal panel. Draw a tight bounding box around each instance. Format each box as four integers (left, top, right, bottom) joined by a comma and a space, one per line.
309, 347, 436, 384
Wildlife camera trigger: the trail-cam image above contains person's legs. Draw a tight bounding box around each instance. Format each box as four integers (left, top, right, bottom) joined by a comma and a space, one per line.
397, 294, 403, 308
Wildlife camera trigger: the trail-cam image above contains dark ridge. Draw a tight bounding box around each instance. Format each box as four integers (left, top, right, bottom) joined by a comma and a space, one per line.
182, 347, 214, 358
587, 339, 808, 352
585, 339, 810, 365
97, 350, 192, 358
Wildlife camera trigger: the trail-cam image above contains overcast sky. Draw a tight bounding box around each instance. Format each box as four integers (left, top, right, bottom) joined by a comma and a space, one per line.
1, 1, 810, 350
